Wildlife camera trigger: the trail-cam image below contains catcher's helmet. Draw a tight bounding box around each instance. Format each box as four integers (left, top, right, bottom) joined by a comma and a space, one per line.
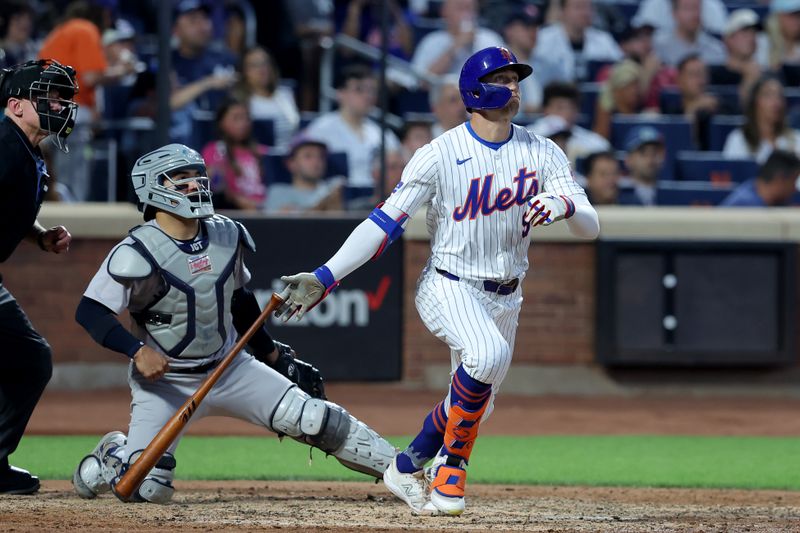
458, 46, 532, 112
0, 59, 79, 152
131, 144, 214, 221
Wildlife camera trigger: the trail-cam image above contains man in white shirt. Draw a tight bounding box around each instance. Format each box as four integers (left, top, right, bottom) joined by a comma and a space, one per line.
411, 0, 503, 77
633, 0, 729, 36
534, 0, 622, 82
304, 64, 400, 187
652, 0, 727, 66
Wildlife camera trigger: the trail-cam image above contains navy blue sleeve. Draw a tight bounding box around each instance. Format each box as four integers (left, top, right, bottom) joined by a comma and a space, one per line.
75, 296, 144, 358
231, 287, 275, 361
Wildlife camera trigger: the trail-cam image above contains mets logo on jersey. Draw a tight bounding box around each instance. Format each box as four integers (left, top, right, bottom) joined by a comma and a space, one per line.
453, 167, 539, 221
188, 254, 213, 275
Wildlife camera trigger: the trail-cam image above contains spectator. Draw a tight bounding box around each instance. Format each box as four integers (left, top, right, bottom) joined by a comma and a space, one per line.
652, 0, 727, 67
662, 54, 721, 148
766, 0, 800, 68
224, 4, 247, 59
430, 74, 467, 137
0, 1, 37, 68
38, 0, 110, 201
101, 20, 145, 88
720, 149, 800, 206
723, 74, 800, 163
584, 150, 621, 205
400, 118, 433, 161
535, 0, 622, 82
710, 9, 769, 87
501, 8, 569, 114
304, 64, 400, 187
411, 0, 503, 77
633, 0, 729, 36
620, 126, 666, 206
341, 0, 414, 61
593, 59, 649, 141
263, 136, 343, 213
169, 0, 238, 147
346, 148, 407, 211
201, 98, 268, 211
527, 82, 611, 163
234, 46, 300, 150
598, 21, 675, 110
285, 0, 334, 111
529, 114, 573, 153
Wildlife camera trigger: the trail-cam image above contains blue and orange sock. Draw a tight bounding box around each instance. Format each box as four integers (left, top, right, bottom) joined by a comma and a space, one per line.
396, 400, 448, 473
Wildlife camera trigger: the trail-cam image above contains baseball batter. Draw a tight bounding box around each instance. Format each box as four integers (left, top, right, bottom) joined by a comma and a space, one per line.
71, 144, 395, 503
277, 47, 600, 515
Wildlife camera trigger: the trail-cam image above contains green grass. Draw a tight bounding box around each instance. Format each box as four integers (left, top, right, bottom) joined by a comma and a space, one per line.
10, 435, 800, 490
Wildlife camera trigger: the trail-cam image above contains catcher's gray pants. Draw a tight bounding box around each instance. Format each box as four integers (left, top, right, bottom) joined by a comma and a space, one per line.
124, 351, 293, 463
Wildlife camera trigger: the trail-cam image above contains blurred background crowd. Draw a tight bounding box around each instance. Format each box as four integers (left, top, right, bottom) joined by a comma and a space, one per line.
3, 0, 800, 212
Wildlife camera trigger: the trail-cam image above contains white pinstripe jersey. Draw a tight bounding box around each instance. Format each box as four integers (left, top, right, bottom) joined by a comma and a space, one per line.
385, 122, 586, 281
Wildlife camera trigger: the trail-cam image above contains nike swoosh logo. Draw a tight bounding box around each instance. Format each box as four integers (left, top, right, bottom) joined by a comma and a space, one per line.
456, 157, 472, 165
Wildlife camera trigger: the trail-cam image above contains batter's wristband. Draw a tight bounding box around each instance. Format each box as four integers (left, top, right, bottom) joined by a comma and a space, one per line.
560, 195, 576, 219
313, 265, 337, 289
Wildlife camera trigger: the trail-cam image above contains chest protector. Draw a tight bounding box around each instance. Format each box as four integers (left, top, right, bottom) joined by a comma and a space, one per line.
127, 216, 241, 359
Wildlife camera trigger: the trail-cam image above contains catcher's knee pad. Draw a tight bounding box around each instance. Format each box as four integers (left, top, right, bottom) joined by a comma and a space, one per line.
125, 450, 177, 504
73, 431, 127, 499
271, 386, 396, 478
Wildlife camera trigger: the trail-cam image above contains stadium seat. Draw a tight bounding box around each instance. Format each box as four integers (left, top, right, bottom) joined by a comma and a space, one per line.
578, 82, 601, 123
586, 60, 613, 82
658, 88, 682, 114
101, 84, 133, 121
656, 181, 735, 206
610, 116, 695, 179
327, 152, 349, 178
707, 85, 742, 115
393, 89, 431, 115
707, 115, 745, 151
785, 87, 800, 110
191, 112, 217, 152
675, 151, 758, 184
262, 154, 291, 185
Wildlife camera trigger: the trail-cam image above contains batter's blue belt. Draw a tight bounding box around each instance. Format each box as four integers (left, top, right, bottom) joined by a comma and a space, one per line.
435, 268, 519, 295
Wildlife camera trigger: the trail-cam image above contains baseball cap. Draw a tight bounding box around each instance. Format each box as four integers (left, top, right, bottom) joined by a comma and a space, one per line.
174, 0, 210, 18
771, 0, 800, 13
530, 115, 572, 139
102, 19, 136, 46
503, 7, 542, 28
287, 134, 328, 157
724, 9, 761, 37
623, 126, 665, 152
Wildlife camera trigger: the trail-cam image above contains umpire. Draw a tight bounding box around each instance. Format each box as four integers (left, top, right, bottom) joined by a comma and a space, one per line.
0, 59, 78, 494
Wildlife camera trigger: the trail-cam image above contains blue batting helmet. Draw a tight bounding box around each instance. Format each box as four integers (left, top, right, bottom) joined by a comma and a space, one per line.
458, 46, 532, 112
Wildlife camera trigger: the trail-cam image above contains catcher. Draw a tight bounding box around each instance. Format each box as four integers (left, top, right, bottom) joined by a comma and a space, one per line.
71, 143, 395, 503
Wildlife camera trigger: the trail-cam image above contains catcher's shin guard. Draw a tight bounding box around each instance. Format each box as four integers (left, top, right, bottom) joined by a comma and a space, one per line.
271, 385, 396, 478
72, 431, 127, 499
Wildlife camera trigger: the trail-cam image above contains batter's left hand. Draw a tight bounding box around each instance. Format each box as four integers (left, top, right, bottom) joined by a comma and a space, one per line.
524, 194, 572, 227
40, 226, 72, 253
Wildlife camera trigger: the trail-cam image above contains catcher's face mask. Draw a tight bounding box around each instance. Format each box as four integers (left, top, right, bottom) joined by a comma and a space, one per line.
0, 59, 79, 152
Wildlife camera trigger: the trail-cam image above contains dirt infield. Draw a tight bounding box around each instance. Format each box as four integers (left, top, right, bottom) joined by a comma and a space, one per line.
3, 384, 800, 532
2, 481, 800, 532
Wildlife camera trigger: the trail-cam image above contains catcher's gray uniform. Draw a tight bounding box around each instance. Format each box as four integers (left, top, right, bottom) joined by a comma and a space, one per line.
72, 155, 394, 503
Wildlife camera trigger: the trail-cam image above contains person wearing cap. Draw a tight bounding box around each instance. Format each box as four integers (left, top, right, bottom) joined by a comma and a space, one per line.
592, 59, 650, 141
720, 149, 800, 206
526, 81, 611, 164
501, 8, 569, 113
529, 114, 573, 153
0, 59, 78, 494
632, 0, 728, 36
101, 20, 144, 88
263, 136, 344, 214
169, 0, 237, 147
710, 8, 769, 87
619, 125, 667, 206
766, 0, 800, 68
652, 0, 727, 67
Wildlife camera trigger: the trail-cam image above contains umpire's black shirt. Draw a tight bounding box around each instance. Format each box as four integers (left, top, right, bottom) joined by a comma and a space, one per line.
0, 115, 48, 263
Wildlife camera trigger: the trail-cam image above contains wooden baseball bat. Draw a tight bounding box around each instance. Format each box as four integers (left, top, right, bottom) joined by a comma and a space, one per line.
112, 292, 286, 501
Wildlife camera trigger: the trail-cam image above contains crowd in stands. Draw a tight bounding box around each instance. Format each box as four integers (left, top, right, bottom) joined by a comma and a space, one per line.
2, 0, 800, 211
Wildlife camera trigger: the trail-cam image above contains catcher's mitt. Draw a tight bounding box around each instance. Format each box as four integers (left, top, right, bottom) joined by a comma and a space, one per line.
271, 341, 327, 400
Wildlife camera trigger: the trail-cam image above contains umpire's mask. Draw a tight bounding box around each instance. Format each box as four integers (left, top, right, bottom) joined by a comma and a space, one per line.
131, 144, 215, 221
0, 59, 79, 152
